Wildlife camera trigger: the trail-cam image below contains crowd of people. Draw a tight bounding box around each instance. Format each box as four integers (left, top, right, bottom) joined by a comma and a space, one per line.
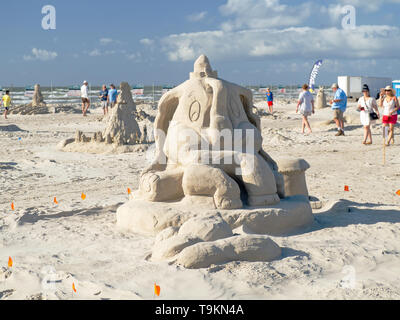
266, 83, 399, 145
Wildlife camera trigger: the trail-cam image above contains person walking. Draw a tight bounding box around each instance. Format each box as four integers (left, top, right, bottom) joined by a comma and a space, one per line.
357, 84, 379, 145
265, 88, 274, 113
1, 90, 11, 119
81, 81, 90, 117
108, 84, 118, 109
379, 85, 399, 146
99, 85, 109, 115
296, 84, 315, 134
330, 83, 347, 136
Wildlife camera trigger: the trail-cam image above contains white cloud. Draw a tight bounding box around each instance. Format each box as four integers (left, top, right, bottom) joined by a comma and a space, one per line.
140, 38, 154, 46
160, 25, 400, 62
126, 52, 142, 61
187, 11, 207, 22
100, 38, 113, 45
23, 48, 58, 61
219, 0, 312, 31
88, 49, 102, 57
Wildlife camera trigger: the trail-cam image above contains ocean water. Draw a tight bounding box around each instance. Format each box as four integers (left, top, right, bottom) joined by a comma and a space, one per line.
1, 85, 334, 105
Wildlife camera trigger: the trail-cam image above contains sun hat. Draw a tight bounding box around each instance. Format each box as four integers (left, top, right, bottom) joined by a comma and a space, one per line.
362, 84, 369, 92
384, 85, 394, 94
83, 80, 88, 84
331, 83, 339, 89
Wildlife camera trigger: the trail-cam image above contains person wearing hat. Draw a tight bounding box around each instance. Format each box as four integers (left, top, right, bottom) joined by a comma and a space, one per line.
330, 83, 347, 136
265, 87, 274, 113
81, 80, 90, 116
379, 85, 399, 146
357, 84, 379, 145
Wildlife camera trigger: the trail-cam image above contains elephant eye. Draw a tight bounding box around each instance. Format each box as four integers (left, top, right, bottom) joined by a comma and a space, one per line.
200, 72, 206, 77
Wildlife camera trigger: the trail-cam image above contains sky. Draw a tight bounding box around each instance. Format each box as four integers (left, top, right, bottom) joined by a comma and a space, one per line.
1, 0, 400, 87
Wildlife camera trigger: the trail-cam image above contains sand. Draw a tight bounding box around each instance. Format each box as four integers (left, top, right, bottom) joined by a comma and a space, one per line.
1, 102, 400, 300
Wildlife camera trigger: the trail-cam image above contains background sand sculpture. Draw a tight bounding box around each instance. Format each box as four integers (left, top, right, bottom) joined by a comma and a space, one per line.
31, 84, 46, 108
117, 55, 314, 269
316, 87, 328, 109
59, 82, 154, 154
9, 84, 82, 115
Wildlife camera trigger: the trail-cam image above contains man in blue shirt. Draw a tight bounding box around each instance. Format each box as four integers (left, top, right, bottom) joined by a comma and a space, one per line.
108, 84, 118, 108
330, 83, 347, 136
99, 85, 109, 115
265, 88, 274, 113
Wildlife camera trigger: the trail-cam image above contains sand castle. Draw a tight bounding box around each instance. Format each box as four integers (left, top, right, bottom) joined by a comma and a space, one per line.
59, 82, 154, 153
117, 55, 314, 269
315, 87, 328, 109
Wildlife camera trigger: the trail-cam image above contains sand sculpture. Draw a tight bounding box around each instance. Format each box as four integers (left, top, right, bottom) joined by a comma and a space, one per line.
10, 84, 82, 115
31, 84, 46, 107
59, 82, 153, 153
117, 55, 314, 269
315, 87, 328, 109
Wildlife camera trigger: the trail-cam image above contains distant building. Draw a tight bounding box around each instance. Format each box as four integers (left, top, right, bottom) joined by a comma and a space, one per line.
338, 76, 392, 99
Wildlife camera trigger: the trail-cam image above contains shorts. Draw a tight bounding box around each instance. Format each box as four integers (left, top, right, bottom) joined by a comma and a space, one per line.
333, 109, 344, 121
101, 101, 108, 109
382, 115, 398, 124
81, 98, 90, 104
267, 101, 273, 107
301, 110, 312, 117
4, 107, 9, 111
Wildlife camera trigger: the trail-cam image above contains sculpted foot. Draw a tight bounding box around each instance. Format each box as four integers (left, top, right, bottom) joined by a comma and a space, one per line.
248, 194, 280, 207
214, 196, 242, 210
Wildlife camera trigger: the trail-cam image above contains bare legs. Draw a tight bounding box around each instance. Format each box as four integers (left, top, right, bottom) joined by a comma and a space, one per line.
384, 123, 395, 146
3, 109, 8, 119
334, 118, 344, 132
363, 125, 372, 144
82, 100, 90, 117
301, 115, 312, 134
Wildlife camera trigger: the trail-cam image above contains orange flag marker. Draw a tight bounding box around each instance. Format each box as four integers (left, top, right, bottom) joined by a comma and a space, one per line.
154, 283, 161, 297
11, 202, 15, 210
8, 256, 13, 268
72, 282, 77, 293
127, 188, 131, 195
54, 197, 58, 204
396, 190, 400, 196
344, 185, 349, 192
81, 193, 86, 200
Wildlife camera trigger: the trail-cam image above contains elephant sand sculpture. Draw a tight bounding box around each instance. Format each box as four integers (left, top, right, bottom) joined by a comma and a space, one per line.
139, 55, 284, 209
116, 55, 314, 269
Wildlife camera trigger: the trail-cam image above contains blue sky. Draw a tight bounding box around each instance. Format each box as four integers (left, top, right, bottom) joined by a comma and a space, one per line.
1, 0, 400, 86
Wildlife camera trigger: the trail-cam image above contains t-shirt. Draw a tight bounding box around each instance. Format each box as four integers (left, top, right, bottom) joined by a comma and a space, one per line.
2, 95, 11, 107
266, 92, 273, 102
108, 89, 118, 102
332, 88, 347, 111
81, 85, 89, 99
298, 91, 314, 112
100, 89, 108, 101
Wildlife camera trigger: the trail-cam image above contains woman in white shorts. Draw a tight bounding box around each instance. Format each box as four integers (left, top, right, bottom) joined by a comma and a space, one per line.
296, 84, 315, 134
357, 84, 379, 145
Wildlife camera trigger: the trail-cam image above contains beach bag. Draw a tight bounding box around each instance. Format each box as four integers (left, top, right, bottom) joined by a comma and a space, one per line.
364, 97, 379, 120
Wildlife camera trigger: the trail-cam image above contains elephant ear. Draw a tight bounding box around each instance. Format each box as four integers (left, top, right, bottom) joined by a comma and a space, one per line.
239, 90, 261, 131
153, 86, 181, 157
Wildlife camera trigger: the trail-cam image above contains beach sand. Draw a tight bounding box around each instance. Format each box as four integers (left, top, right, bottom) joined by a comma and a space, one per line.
1, 102, 400, 300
